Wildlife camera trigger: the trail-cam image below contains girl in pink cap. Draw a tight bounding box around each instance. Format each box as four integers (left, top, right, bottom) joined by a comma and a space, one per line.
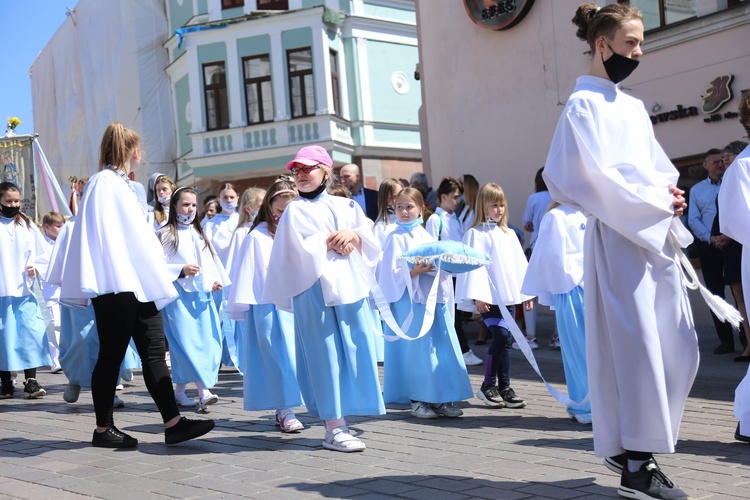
263, 145, 385, 452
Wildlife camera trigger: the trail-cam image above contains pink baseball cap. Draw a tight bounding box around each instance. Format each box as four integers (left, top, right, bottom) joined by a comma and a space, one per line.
285, 145, 333, 170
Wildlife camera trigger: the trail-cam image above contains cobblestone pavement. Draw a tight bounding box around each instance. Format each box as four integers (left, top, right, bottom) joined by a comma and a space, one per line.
1, 315, 749, 499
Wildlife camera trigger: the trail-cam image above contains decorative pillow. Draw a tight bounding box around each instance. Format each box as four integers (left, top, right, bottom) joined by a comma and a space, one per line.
399, 241, 490, 274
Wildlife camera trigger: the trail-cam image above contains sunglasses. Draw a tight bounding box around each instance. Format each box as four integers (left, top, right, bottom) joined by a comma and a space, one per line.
290, 165, 321, 176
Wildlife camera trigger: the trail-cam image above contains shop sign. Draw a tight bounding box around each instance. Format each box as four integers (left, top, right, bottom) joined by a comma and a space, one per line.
463, 0, 536, 30
650, 74, 738, 126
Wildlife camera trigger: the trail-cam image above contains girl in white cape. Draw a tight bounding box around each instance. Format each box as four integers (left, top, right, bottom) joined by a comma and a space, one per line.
157, 187, 230, 409
521, 203, 591, 423
227, 178, 304, 432
0, 181, 51, 399
46, 122, 214, 448
456, 182, 533, 409
717, 90, 750, 444
263, 145, 385, 453
373, 178, 403, 247
148, 174, 175, 231
378, 187, 472, 419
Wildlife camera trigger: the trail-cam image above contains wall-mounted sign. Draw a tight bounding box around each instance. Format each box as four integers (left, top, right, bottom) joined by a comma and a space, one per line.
701, 74, 733, 114
464, 0, 536, 30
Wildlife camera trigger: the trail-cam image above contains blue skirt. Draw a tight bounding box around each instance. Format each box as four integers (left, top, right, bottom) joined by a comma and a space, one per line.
292, 280, 385, 420
242, 304, 303, 411
0, 294, 51, 371
59, 305, 142, 387
554, 286, 591, 417
383, 292, 473, 404
163, 284, 222, 387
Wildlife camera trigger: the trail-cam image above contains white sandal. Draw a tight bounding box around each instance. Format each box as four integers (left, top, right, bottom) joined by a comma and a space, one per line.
276, 411, 304, 433
322, 427, 366, 452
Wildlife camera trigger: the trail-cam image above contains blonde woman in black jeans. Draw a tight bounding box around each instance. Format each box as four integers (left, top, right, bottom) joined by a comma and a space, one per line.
47, 122, 214, 448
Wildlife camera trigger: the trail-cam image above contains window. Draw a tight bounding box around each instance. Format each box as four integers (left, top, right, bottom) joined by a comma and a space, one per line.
329, 50, 341, 117
625, 0, 748, 31
203, 62, 229, 130
287, 48, 315, 118
243, 55, 273, 125
222, 0, 244, 9
257, 0, 288, 9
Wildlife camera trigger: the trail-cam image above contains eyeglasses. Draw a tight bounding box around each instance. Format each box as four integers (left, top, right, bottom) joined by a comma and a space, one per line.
290, 165, 320, 176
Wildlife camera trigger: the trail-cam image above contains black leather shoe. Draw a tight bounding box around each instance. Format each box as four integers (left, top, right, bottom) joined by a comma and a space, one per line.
735, 423, 750, 443
92, 426, 138, 448
714, 343, 735, 354
165, 417, 215, 445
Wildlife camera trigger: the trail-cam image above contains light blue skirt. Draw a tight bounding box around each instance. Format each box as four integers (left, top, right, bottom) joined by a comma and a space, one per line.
554, 286, 591, 417
59, 304, 142, 387
0, 294, 52, 371
383, 292, 473, 404
163, 283, 222, 387
59, 305, 99, 387
292, 280, 385, 420
243, 304, 303, 411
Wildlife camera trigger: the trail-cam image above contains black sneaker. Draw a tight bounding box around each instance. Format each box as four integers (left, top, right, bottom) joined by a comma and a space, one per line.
165, 417, 215, 445
92, 426, 138, 448
619, 459, 690, 499
605, 453, 626, 474
0, 380, 14, 399
499, 387, 526, 408
23, 378, 46, 399
476, 383, 505, 407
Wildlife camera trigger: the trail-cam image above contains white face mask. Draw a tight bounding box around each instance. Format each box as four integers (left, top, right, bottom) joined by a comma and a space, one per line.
220, 201, 237, 213
176, 212, 195, 225
157, 195, 171, 206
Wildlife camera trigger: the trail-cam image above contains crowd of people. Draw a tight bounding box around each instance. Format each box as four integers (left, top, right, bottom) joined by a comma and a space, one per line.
2, 3, 750, 499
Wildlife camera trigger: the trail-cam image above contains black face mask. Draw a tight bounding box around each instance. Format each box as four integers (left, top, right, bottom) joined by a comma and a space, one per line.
298, 177, 328, 200
601, 42, 639, 84
0, 204, 20, 219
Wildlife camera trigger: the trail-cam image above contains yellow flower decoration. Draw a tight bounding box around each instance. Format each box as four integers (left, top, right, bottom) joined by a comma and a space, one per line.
8, 117, 21, 129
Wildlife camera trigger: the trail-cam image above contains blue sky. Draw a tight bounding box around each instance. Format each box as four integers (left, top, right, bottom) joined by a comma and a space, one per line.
1, 1, 72, 136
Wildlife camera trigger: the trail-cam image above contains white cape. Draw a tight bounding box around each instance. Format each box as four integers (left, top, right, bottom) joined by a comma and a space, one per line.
0, 217, 49, 297
157, 224, 230, 293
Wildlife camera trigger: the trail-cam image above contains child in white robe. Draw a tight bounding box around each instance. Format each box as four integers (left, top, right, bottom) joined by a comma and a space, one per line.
543, 5, 697, 498
521, 203, 591, 423
227, 179, 305, 432
379, 187, 472, 419
373, 178, 403, 247
263, 145, 385, 452
41, 211, 66, 373
456, 183, 533, 409
157, 187, 229, 409
147, 175, 175, 231
0, 181, 51, 399
426, 177, 482, 367
717, 91, 750, 443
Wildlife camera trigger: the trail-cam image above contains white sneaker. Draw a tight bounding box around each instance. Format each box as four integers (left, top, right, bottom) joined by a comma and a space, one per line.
512, 337, 539, 350
571, 413, 592, 424
463, 350, 483, 366
322, 427, 366, 452
50, 363, 63, 374
175, 392, 198, 407
549, 336, 561, 350
200, 393, 219, 409
410, 401, 439, 419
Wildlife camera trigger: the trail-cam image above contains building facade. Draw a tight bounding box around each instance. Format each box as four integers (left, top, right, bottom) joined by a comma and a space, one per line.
165, 0, 422, 194
415, 0, 749, 233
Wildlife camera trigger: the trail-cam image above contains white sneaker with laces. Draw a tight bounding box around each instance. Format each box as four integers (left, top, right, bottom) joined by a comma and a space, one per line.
463, 350, 483, 366
322, 427, 366, 452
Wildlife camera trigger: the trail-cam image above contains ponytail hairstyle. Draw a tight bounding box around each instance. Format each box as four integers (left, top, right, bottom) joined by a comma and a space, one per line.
534, 167, 548, 193
472, 183, 509, 231
153, 174, 176, 225
251, 178, 298, 237
98, 122, 140, 172
0, 182, 31, 228
160, 186, 215, 258
572, 2, 643, 55
237, 187, 266, 229
375, 178, 403, 226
